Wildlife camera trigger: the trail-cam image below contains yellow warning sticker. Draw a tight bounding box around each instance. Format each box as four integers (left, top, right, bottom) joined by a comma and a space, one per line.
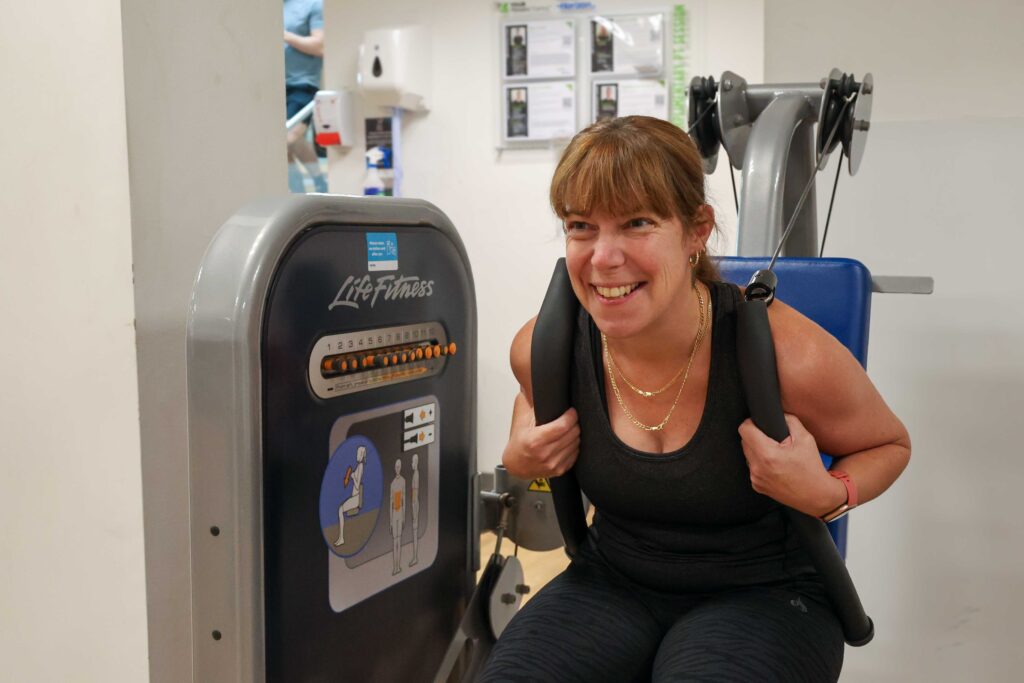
528, 478, 551, 493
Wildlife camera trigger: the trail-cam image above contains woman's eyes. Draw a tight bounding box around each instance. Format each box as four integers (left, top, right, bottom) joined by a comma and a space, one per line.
563, 217, 655, 234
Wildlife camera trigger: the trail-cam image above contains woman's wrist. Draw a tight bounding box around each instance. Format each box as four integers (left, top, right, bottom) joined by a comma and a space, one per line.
501, 443, 531, 479
815, 472, 849, 518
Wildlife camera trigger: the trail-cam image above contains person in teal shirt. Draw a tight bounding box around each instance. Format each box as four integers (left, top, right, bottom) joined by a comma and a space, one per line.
284, 0, 328, 193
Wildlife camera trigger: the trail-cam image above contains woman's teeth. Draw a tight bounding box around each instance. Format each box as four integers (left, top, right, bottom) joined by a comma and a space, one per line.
596, 283, 639, 299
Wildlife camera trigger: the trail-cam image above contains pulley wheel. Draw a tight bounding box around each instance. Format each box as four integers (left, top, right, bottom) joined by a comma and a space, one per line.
843, 72, 873, 175
688, 75, 721, 173
816, 68, 845, 166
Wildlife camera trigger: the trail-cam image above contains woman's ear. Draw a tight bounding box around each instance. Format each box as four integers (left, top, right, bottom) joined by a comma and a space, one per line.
687, 204, 715, 249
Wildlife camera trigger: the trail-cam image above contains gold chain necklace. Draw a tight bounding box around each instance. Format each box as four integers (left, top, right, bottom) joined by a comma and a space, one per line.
602, 289, 711, 432
603, 286, 706, 397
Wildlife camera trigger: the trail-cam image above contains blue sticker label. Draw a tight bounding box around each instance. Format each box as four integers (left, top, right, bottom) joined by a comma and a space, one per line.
366, 232, 398, 272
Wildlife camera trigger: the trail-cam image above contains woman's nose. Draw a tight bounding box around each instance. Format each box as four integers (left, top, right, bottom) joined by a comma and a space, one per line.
591, 234, 626, 270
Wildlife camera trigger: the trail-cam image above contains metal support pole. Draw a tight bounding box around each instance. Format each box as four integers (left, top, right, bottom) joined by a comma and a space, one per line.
781, 120, 819, 257
737, 95, 818, 256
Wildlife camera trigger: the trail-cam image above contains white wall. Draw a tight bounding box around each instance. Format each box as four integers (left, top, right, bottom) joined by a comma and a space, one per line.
119, 1, 286, 681
0, 1, 149, 680
765, 1, 1024, 680
1, 0, 285, 679
324, 0, 764, 471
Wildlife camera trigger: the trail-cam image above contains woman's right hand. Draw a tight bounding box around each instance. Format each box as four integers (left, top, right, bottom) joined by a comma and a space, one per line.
501, 391, 580, 479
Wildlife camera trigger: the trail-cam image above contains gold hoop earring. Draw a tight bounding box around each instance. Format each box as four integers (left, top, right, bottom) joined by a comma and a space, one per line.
689, 250, 702, 268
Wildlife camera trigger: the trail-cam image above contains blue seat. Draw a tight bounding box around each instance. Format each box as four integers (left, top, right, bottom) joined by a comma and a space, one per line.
717, 257, 874, 557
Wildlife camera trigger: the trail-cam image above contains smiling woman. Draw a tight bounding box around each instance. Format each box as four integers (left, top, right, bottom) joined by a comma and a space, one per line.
483, 116, 909, 682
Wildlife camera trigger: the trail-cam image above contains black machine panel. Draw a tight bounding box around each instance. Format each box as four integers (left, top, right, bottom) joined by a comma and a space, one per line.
261, 224, 476, 682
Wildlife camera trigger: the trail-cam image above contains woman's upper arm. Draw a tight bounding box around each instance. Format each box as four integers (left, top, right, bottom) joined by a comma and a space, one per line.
510, 316, 538, 405
770, 301, 911, 458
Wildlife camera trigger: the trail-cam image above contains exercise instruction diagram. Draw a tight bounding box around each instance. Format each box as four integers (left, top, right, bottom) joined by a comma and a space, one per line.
320, 396, 440, 612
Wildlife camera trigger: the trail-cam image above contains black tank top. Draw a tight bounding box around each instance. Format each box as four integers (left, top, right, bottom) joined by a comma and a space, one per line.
571, 281, 816, 592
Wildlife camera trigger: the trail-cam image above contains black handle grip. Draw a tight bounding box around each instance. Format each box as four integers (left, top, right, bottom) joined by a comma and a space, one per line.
531, 259, 588, 558
736, 299, 873, 646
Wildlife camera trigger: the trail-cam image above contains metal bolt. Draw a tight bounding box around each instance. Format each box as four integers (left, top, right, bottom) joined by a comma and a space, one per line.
854, 120, 870, 132
533, 500, 545, 512
501, 593, 516, 605
722, 79, 733, 92
515, 584, 531, 595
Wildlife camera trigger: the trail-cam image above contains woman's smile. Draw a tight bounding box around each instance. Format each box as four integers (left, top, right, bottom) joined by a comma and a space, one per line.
592, 281, 646, 303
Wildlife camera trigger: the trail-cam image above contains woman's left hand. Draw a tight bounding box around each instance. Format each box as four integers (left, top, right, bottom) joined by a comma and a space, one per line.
738, 414, 845, 517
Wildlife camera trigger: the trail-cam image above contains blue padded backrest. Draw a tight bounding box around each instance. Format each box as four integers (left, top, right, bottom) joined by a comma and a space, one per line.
717, 257, 873, 558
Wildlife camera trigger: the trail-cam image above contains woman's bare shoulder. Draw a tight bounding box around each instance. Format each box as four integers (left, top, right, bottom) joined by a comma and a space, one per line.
762, 298, 838, 375
510, 316, 538, 401
765, 296, 908, 457
731, 285, 829, 363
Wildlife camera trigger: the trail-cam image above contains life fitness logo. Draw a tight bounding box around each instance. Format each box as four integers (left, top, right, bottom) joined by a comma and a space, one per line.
328, 274, 435, 311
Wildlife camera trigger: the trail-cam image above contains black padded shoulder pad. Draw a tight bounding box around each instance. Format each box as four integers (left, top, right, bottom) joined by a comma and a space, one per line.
735, 297, 874, 646
531, 258, 588, 558
736, 300, 789, 441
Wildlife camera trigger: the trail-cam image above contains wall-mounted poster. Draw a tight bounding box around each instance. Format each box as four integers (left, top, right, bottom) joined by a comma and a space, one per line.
591, 14, 664, 76
593, 79, 669, 123
503, 20, 576, 80
503, 81, 577, 143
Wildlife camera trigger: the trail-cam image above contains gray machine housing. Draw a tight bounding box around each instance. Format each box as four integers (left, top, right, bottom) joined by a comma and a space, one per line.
186, 195, 478, 682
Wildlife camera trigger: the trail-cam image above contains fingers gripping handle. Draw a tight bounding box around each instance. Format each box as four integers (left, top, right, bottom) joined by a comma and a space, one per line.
736, 300, 874, 646
531, 259, 588, 558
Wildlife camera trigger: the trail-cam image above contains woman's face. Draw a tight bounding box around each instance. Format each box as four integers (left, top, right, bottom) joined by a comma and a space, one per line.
564, 207, 705, 340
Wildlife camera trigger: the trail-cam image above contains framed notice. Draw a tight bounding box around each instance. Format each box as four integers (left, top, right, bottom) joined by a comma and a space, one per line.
590, 14, 665, 76
503, 20, 576, 80
503, 81, 577, 143
593, 79, 669, 123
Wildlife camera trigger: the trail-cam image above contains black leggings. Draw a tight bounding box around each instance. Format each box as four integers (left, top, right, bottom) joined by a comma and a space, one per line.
479, 545, 844, 683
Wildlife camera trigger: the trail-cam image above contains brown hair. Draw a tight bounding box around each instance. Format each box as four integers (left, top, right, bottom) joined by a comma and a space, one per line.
550, 116, 720, 283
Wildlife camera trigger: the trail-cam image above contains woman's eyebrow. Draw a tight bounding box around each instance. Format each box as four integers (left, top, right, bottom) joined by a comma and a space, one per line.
619, 212, 655, 222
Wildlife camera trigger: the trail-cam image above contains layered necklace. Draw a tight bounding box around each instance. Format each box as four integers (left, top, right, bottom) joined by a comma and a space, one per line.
601, 285, 711, 432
